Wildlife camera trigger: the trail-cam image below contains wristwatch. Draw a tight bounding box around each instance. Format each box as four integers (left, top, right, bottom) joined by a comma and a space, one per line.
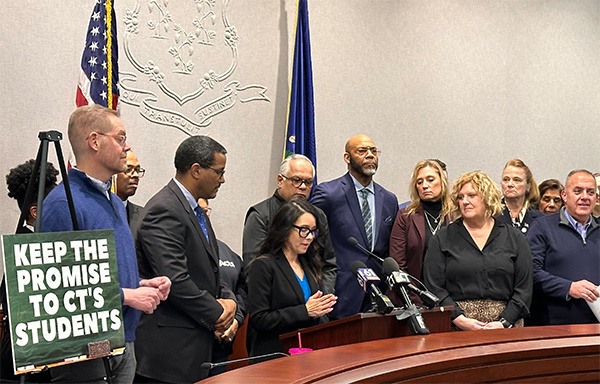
499, 318, 513, 328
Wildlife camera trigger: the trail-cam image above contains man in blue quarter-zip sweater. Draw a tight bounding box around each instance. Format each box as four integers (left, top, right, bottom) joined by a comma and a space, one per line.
527, 169, 599, 325
41, 105, 171, 383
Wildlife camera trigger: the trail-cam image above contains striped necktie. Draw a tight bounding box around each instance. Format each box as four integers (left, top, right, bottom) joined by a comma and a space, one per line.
360, 188, 373, 248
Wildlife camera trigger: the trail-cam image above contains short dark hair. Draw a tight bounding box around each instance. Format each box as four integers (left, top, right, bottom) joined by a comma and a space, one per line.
6, 159, 59, 209
174, 135, 227, 172
538, 179, 564, 197
256, 198, 325, 283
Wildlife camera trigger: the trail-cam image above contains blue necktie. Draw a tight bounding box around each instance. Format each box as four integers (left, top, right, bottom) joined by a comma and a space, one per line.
194, 206, 210, 243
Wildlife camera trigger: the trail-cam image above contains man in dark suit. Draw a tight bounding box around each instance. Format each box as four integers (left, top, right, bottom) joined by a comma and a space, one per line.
115, 150, 144, 232
135, 136, 237, 383
527, 169, 599, 325
311, 134, 398, 319
243, 154, 337, 294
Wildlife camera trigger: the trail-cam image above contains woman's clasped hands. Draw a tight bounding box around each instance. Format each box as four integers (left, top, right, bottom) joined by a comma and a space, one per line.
305, 290, 337, 318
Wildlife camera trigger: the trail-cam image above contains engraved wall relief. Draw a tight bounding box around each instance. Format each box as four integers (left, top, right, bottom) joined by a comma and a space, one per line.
119, 0, 271, 135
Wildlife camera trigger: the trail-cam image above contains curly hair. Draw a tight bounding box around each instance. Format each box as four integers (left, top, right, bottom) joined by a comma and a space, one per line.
502, 159, 540, 206
255, 198, 325, 283
451, 171, 503, 219
6, 159, 59, 209
406, 159, 452, 218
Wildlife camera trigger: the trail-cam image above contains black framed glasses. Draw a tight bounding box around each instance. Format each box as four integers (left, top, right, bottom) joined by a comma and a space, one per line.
124, 166, 145, 178
208, 166, 225, 178
97, 132, 127, 148
292, 225, 319, 239
280, 174, 314, 188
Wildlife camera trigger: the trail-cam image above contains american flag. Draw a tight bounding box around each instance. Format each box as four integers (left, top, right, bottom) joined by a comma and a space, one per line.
76, 0, 119, 109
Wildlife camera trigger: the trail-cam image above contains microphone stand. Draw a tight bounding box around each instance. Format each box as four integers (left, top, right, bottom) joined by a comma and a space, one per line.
201, 352, 289, 371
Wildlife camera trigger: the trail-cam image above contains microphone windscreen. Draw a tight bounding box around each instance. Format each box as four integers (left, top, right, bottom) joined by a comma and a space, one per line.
350, 260, 367, 276
347, 236, 358, 246
382, 257, 400, 277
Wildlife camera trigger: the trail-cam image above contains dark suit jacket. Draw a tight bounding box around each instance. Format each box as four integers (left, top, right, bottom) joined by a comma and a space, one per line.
388, 206, 425, 306
497, 206, 542, 235
135, 179, 235, 383
246, 253, 323, 358
126, 200, 143, 234
311, 172, 398, 319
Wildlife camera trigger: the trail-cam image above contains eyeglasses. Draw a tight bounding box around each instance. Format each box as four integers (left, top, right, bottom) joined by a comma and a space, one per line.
124, 166, 145, 178
280, 174, 314, 188
355, 147, 381, 156
292, 225, 319, 239
97, 132, 128, 147
208, 166, 225, 178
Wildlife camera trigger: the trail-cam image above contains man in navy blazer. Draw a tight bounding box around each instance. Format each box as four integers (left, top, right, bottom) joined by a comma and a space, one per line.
311, 134, 398, 319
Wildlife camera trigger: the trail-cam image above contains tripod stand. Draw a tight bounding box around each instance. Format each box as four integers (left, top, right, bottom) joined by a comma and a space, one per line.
16, 130, 78, 233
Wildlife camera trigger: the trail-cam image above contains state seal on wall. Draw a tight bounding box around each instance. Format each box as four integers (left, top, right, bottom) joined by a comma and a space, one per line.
119, 0, 270, 135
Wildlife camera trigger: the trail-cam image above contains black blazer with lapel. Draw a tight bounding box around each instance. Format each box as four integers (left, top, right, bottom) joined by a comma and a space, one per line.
246, 252, 324, 357
126, 201, 142, 234
135, 179, 235, 383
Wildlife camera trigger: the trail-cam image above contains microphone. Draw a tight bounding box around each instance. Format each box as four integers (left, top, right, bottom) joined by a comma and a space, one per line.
407, 283, 440, 309
347, 237, 384, 262
382, 258, 430, 335
381, 259, 440, 309
201, 352, 289, 371
350, 261, 394, 314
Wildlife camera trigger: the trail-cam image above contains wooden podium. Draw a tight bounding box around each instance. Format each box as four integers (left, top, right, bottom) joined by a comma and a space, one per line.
280, 306, 452, 351
200, 324, 600, 383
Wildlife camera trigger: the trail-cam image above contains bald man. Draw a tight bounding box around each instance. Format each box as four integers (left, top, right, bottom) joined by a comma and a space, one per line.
116, 150, 145, 232
311, 134, 398, 319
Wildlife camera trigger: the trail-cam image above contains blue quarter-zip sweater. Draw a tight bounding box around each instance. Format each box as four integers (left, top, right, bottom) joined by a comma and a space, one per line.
41, 168, 140, 342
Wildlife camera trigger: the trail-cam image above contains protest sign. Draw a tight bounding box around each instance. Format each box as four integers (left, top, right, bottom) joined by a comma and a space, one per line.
1, 230, 124, 374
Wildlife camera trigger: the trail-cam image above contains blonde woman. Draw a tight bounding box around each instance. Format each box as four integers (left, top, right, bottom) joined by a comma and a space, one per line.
388, 159, 451, 306
423, 171, 532, 331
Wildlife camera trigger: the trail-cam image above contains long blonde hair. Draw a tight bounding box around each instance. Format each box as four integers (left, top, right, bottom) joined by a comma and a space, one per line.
406, 160, 451, 218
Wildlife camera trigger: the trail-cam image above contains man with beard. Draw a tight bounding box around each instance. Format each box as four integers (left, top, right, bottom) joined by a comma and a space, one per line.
115, 150, 145, 232
311, 135, 398, 319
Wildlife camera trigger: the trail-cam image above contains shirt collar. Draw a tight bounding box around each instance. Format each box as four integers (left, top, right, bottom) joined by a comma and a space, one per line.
73, 168, 111, 199
172, 177, 199, 211
349, 173, 374, 194
563, 206, 591, 230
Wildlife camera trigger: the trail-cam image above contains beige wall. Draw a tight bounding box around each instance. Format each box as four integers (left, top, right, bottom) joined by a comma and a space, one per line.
1, 1, 599, 271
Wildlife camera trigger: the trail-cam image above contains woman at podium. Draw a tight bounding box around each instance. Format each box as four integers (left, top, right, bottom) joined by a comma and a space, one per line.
423, 171, 532, 331
246, 199, 336, 360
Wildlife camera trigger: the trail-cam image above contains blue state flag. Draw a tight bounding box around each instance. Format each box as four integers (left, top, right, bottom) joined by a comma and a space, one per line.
285, 0, 317, 181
